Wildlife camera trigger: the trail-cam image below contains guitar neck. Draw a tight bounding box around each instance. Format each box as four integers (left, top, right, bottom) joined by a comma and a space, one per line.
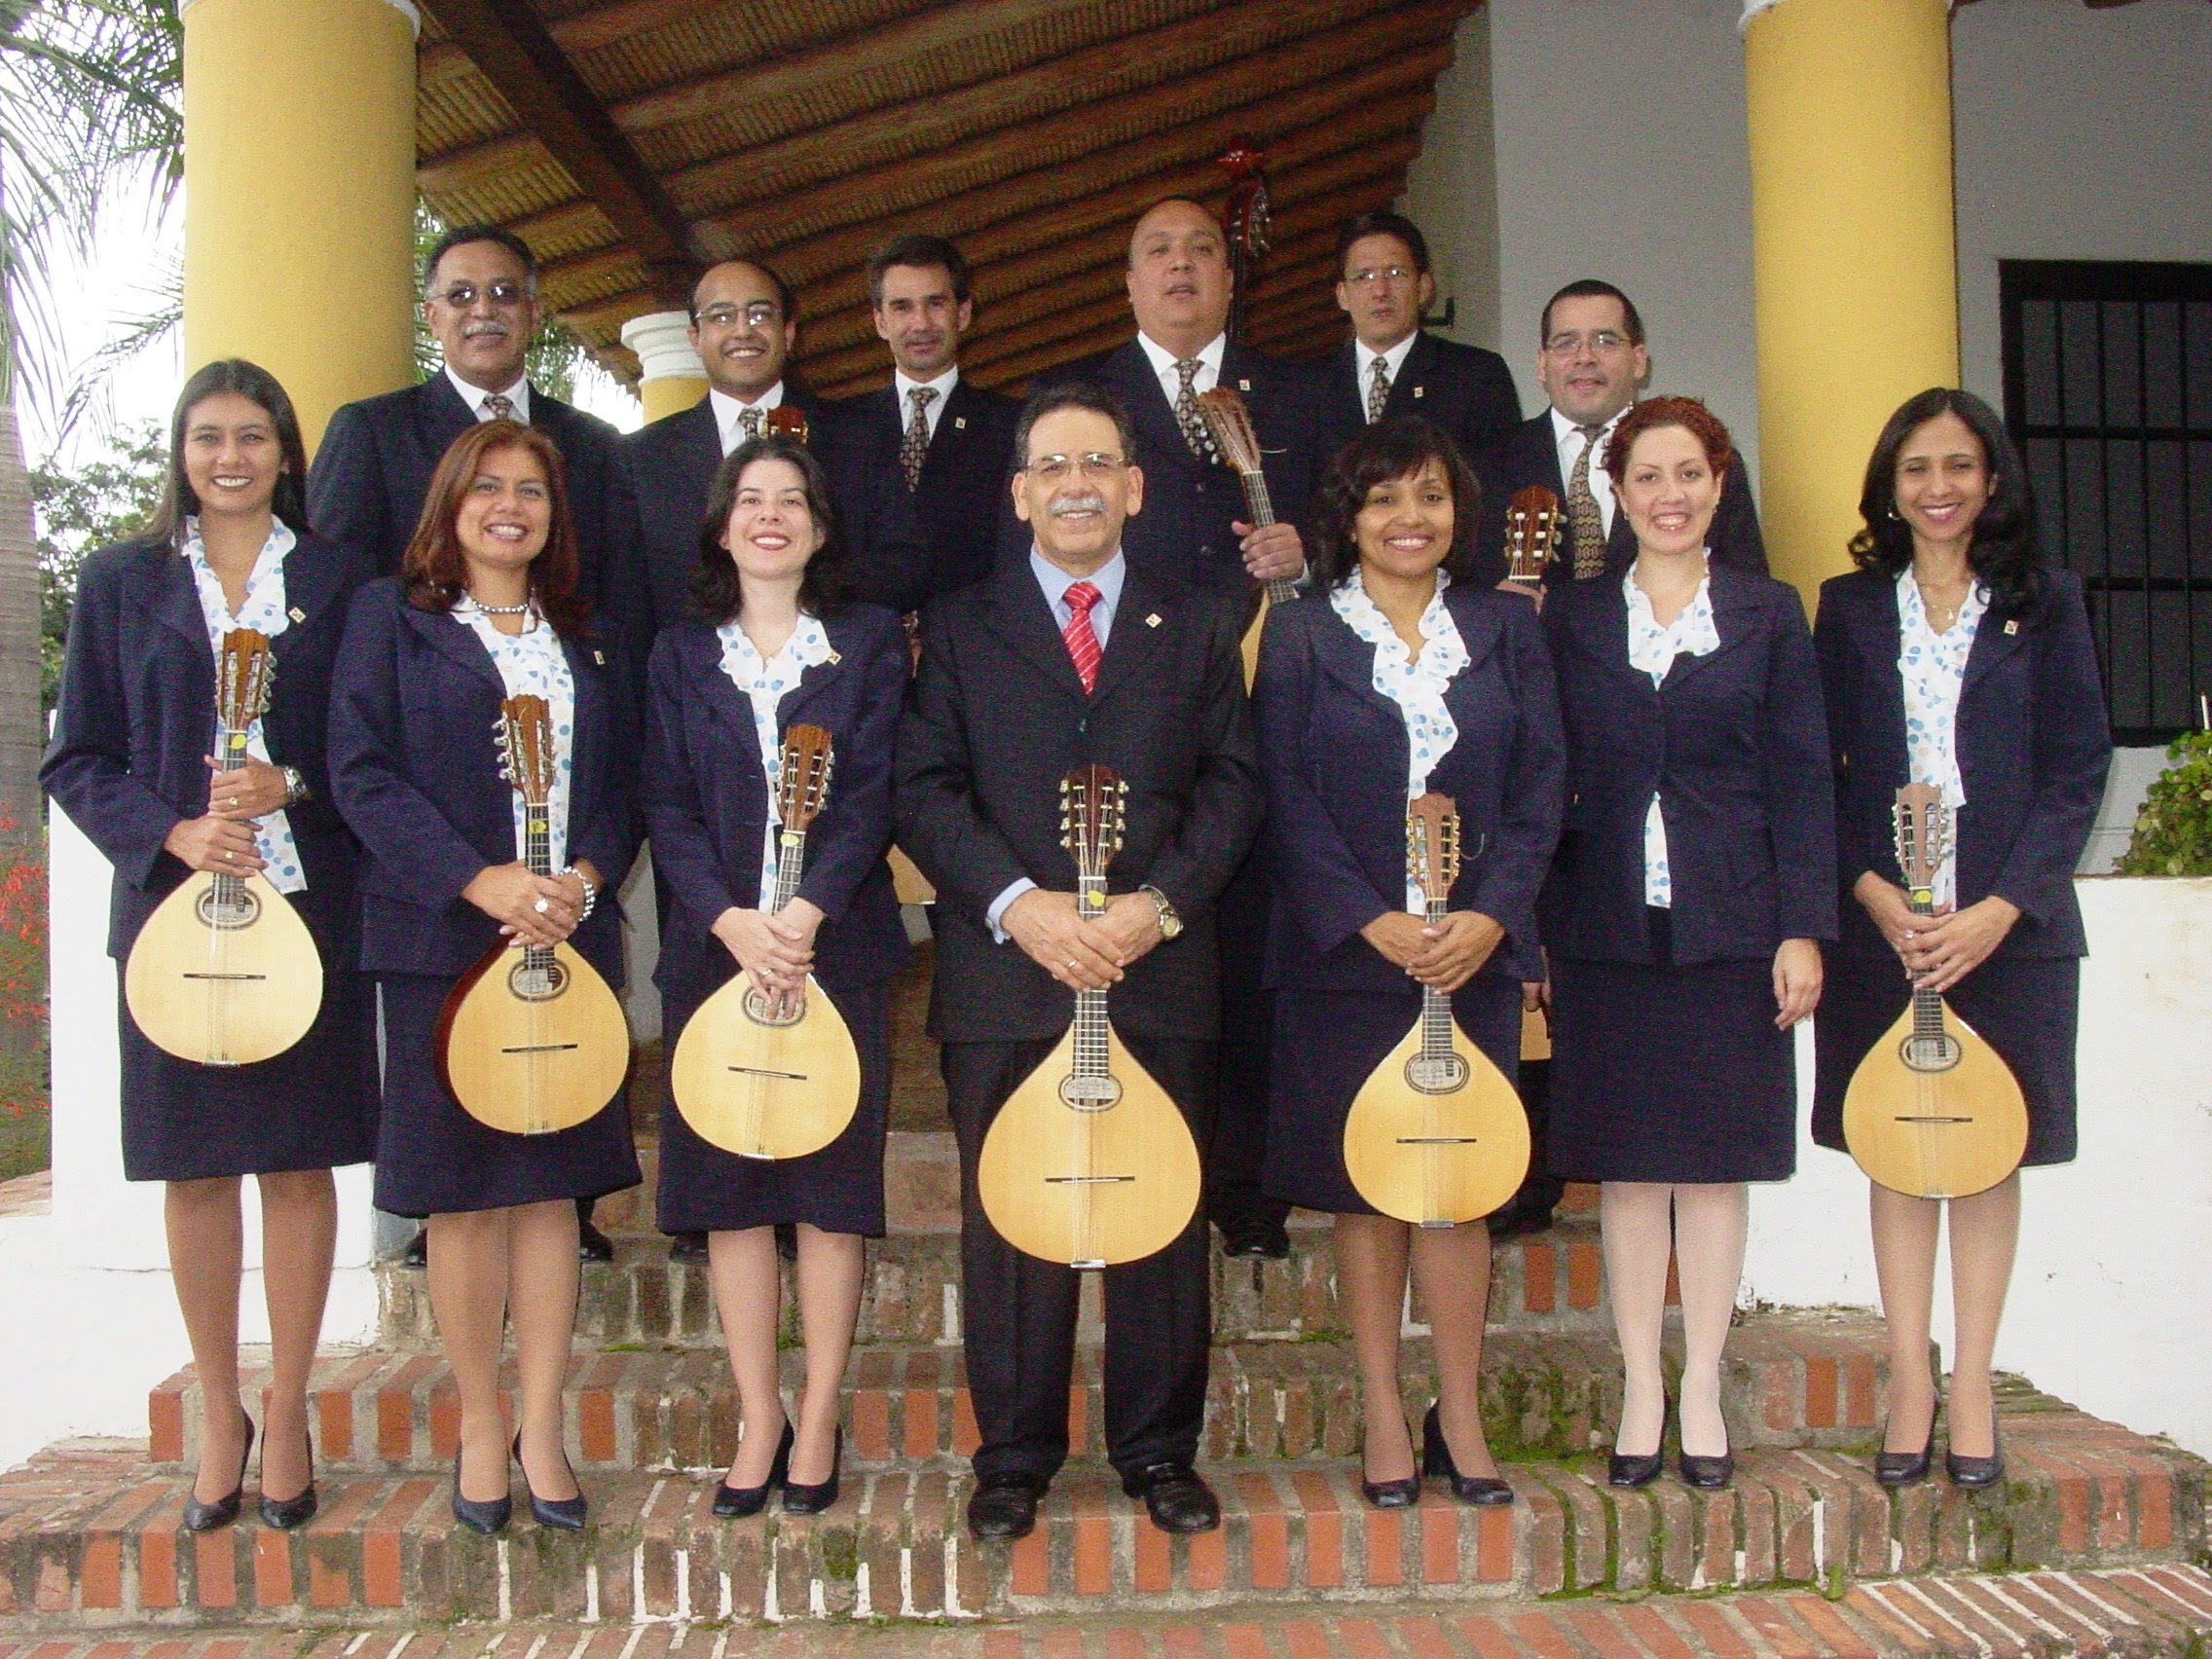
523, 797, 555, 968
1232, 467, 1298, 605
1072, 872, 1111, 1078
1418, 898, 1454, 1057
1907, 889, 1945, 1033
211, 719, 251, 906
769, 828, 807, 913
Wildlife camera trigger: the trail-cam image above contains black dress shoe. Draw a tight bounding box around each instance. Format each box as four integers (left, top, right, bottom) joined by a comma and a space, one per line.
1122, 1461, 1220, 1533
258, 1426, 317, 1530
1677, 1449, 1734, 1490
1421, 1404, 1514, 1505
450, 1446, 511, 1535
399, 1227, 427, 1268
713, 1419, 792, 1518
967, 1473, 1046, 1541
668, 1232, 709, 1264
1875, 1419, 1936, 1488
514, 1432, 587, 1530
183, 1414, 255, 1532
577, 1218, 615, 1264
1361, 1473, 1420, 1508
782, 1425, 843, 1515
1946, 1424, 2005, 1490
1607, 1449, 1664, 1488
1218, 1218, 1290, 1259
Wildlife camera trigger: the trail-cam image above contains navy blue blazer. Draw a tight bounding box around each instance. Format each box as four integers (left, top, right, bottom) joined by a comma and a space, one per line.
829, 379, 1021, 606
305, 373, 649, 671
1305, 333, 1523, 485
1253, 583, 1565, 990
325, 578, 640, 981
1813, 566, 2110, 962
642, 604, 912, 1002
1018, 340, 1319, 599
42, 533, 370, 958
1543, 566, 1837, 964
1475, 413, 1768, 591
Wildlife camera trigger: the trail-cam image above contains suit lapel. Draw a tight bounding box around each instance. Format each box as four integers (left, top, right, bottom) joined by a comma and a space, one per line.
1660, 565, 1757, 691
1388, 332, 1438, 417
415, 374, 475, 461
268, 537, 344, 669
402, 596, 507, 691
1114, 341, 1197, 466
1960, 594, 2028, 693
1567, 574, 1644, 694
1088, 565, 1172, 709
145, 543, 209, 655
1309, 593, 1404, 720
989, 560, 1088, 700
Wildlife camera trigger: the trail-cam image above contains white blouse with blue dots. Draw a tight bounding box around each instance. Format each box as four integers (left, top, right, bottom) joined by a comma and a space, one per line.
717, 611, 833, 906
183, 518, 306, 895
1623, 560, 1721, 909
453, 599, 575, 871
1896, 570, 1985, 907
1329, 571, 1470, 911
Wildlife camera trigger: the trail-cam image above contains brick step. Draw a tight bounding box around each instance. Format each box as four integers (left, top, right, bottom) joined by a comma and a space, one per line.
11, 1565, 2212, 1658
148, 1310, 1893, 1478
10, 1383, 2201, 1629
376, 1214, 1625, 1351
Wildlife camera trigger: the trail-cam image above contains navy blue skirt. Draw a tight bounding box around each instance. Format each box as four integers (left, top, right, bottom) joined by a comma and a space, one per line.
1264, 969, 1522, 1215
1548, 908, 1796, 1184
372, 972, 640, 1218
118, 881, 378, 1183
655, 973, 892, 1236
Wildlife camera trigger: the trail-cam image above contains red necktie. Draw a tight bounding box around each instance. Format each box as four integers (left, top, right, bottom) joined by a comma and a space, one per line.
1062, 580, 1102, 693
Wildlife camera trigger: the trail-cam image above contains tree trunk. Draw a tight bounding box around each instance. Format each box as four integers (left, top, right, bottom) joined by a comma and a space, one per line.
0, 401, 37, 852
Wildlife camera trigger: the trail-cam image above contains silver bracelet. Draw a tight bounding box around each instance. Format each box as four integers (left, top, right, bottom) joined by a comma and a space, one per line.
559, 866, 599, 921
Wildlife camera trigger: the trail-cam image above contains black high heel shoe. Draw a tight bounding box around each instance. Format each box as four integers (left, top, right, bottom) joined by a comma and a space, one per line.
183, 1413, 255, 1532
1421, 1403, 1513, 1506
1677, 1406, 1733, 1491
782, 1424, 842, 1515
1607, 1395, 1666, 1489
513, 1431, 587, 1530
258, 1426, 318, 1530
450, 1441, 512, 1534
1946, 1423, 2005, 1490
1875, 1399, 1938, 1488
713, 1419, 793, 1519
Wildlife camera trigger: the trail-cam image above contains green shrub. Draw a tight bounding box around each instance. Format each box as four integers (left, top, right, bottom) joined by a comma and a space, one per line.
2114, 731, 2212, 878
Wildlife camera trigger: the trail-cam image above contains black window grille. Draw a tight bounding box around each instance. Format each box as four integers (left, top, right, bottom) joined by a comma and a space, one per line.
2000, 259, 2212, 745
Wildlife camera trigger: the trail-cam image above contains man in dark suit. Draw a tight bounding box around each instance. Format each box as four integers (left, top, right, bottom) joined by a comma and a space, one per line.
1477, 279, 1767, 592
1027, 196, 1318, 1259
306, 221, 637, 1266
1308, 209, 1521, 481
896, 385, 1262, 1544
826, 234, 1020, 608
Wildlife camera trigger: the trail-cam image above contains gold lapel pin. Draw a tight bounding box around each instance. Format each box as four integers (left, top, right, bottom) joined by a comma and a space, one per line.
2004, 619, 2018, 635
828, 649, 842, 664
1413, 385, 1425, 399
592, 648, 606, 665
288, 606, 307, 622
1237, 378, 1251, 391
954, 417, 967, 430
1145, 612, 1162, 628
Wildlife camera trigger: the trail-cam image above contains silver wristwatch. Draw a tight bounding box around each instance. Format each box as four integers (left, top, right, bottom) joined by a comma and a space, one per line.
279, 765, 309, 805
1141, 884, 1183, 940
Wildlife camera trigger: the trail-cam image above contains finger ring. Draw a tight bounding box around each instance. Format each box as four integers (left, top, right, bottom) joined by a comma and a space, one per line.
224, 850, 235, 862
534, 897, 550, 914
1064, 959, 1078, 970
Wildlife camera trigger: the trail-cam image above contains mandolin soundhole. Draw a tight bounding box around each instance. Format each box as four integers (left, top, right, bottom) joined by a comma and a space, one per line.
741, 988, 805, 1027
507, 956, 570, 1002
1899, 1033, 1963, 1073
1406, 1054, 1469, 1093
196, 885, 261, 930
1058, 1074, 1124, 1113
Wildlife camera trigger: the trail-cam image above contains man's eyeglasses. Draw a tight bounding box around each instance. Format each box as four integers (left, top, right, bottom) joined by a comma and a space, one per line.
697, 302, 782, 330
1544, 330, 1631, 356
427, 280, 532, 310
1344, 265, 1417, 286
1023, 454, 1127, 482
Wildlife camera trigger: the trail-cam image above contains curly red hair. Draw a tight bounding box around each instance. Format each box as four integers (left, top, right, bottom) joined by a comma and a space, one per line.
400, 419, 591, 638
1602, 394, 1735, 485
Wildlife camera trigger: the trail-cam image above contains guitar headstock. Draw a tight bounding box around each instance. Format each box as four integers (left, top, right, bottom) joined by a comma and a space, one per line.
1059, 763, 1127, 886
765, 404, 811, 447
1503, 487, 1563, 585
1892, 783, 1950, 896
495, 694, 556, 807
777, 722, 834, 833
1408, 792, 1461, 905
215, 629, 274, 745
1195, 387, 1262, 478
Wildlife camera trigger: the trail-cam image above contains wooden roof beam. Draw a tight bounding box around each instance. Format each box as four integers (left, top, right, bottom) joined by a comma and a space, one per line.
419, 0, 700, 304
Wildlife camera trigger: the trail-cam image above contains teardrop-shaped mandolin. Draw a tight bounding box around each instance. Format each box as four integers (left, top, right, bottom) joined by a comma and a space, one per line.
670, 722, 863, 1161
1342, 793, 1530, 1226
977, 765, 1203, 1268
436, 695, 630, 1136
124, 628, 323, 1066
1841, 784, 2029, 1198
1197, 387, 1299, 690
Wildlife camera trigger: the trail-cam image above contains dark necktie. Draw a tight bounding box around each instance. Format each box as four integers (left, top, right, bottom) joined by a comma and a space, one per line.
1366, 355, 1391, 424
1567, 423, 1608, 580
1062, 580, 1103, 693
738, 404, 764, 445
901, 386, 938, 491
482, 392, 516, 424
1172, 359, 1211, 461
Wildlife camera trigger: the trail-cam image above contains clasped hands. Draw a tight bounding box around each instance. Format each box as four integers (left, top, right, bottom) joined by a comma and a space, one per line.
1362, 909, 1503, 994
1854, 872, 2018, 995
463, 860, 603, 948
1005, 888, 1164, 991
1234, 519, 1305, 586
714, 897, 827, 1018
160, 756, 293, 873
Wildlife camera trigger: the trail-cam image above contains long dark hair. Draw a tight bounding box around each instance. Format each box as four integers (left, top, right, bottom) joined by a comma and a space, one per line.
1850, 387, 2043, 615
400, 419, 591, 638
689, 434, 852, 625
144, 359, 312, 549
1308, 417, 1483, 591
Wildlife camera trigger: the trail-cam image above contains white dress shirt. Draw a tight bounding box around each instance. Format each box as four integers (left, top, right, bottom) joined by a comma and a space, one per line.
1134, 330, 1227, 406
711, 383, 788, 456
1357, 332, 1421, 419
1623, 561, 1720, 908
1551, 405, 1627, 538
446, 365, 531, 425
893, 366, 960, 445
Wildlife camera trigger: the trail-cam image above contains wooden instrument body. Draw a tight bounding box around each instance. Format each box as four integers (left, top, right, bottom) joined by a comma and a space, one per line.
1344, 1012, 1529, 1226
124, 869, 323, 1066
124, 627, 325, 1067
1196, 387, 1297, 688
673, 970, 861, 1160
1841, 783, 2029, 1199
1503, 487, 1564, 586
437, 937, 630, 1135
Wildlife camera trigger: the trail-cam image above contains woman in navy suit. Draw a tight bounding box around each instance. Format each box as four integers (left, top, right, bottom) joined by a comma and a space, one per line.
43, 359, 375, 1531
1255, 418, 1565, 1508
645, 435, 909, 1518
1813, 389, 2110, 1490
329, 419, 639, 1534
1543, 396, 1835, 1492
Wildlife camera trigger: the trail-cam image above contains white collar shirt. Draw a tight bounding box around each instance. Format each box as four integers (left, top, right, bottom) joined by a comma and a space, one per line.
1551, 404, 1628, 537
446, 365, 531, 425
711, 383, 787, 457
1135, 330, 1227, 409
893, 366, 960, 444
1357, 332, 1421, 416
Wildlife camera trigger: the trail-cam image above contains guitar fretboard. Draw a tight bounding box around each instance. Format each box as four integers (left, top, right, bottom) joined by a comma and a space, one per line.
210, 720, 251, 911
1418, 898, 1455, 1060
1071, 872, 1112, 1078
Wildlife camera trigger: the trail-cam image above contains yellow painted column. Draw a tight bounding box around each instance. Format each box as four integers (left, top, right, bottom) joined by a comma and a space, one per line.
1744, 0, 1961, 607
181, 0, 419, 453
622, 312, 710, 424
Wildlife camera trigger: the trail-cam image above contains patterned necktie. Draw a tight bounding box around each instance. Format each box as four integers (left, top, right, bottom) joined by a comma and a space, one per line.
1062, 580, 1103, 693
481, 392, 516, 424
1172, 358, 1212, 461
1366, 354, 1391, 424
901, 386, 938, 491
738, 404, 765, 445
1567, 423, 1608, 580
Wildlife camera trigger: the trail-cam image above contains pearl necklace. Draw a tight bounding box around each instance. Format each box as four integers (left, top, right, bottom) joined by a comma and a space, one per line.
468, 595, 533, 617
